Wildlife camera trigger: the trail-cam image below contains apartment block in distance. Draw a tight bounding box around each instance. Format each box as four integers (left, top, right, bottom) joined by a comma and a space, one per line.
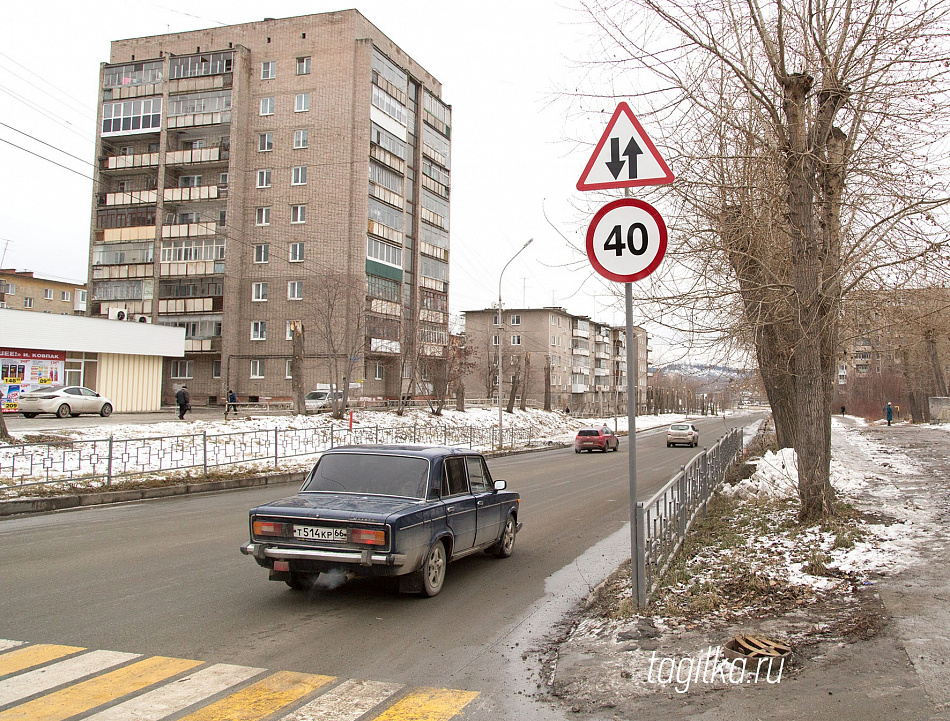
462, 307, 649, 415
0, 270, 87, 314
89, 11, 451, 405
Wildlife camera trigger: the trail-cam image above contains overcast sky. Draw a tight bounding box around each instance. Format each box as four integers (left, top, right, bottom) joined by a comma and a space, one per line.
0, 1, 686, 362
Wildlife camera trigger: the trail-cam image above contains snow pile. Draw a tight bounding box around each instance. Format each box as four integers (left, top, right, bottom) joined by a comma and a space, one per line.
721, 447, 798, 499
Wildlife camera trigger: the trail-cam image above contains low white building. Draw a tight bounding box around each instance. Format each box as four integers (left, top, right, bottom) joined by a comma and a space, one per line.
0, 309, 184, 413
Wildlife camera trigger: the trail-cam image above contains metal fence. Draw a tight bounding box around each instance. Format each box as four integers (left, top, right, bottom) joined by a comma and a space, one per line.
634, 427, 744, 606
0, 423, 540, 489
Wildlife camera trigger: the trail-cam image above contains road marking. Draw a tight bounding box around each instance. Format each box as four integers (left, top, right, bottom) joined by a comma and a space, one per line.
0, 655, 201, 721
278, 678, 403, 720
176, 670, 334, 721
0, 645, 84, 677
83, 663, 265, 721
0, 642, 23, 654
0, 650, 139, 707
372, 687, 480, 721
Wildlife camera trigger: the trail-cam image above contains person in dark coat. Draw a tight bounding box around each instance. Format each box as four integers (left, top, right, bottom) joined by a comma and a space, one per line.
886, 401, 893, 426
176, 385, 190, 420
227, 389, 237, 414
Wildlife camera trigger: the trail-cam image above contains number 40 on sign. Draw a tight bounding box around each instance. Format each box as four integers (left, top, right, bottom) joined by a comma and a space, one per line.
585, 198, 668, 283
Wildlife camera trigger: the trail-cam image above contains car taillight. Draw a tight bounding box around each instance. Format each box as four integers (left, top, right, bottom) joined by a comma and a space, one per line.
350, 528, 386, 546
253, 520, 285, 536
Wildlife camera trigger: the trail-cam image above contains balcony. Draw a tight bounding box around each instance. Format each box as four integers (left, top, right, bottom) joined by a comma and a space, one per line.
573, 327, 590, 339
164, 185, 224, 202
594, 368, 609, 377
162, 222, 218, 238
101, 190, 158, 206
571, 384, 589, 394
167, 110, 231, 130
104, 152, 159, 171
158, 297, 221, 313
168, 73, 231, 95
103, 225, 155, 242
571, 347, 590, 357
165, 146, 225, 165
183, 336, 222, 353
160, 261, 225, 277
92, 263, 153, 280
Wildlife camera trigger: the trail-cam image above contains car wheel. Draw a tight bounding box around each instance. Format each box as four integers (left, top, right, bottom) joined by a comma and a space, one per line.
613, 442, 619, 452
100, 403, 113, 418
601, 445, 608, 453
667, 442, 672, 447
492, 515, 517, 558
286, 572, 315, 590
56, 404, 70, 419
421, 540, 447, 597
22, 413, 37, 418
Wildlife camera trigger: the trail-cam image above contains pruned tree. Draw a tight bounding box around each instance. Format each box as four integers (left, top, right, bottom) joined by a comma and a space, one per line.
289, 320, 307, 415
578, 0, 950, 521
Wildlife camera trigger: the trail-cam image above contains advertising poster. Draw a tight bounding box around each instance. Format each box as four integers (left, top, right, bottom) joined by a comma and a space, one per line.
0, 348, 66, 413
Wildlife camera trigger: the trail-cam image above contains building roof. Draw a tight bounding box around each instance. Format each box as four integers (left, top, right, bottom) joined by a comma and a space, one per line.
0, 309, 185, 357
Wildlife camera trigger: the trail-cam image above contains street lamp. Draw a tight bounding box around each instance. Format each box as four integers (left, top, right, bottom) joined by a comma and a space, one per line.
497, 238, 534, 447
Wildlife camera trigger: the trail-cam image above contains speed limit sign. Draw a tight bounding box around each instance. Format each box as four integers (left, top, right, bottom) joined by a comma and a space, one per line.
585, 198, 667, 283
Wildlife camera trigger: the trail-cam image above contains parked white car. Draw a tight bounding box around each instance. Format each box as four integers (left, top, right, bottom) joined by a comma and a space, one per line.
18, 386, 114, 418
304, 390, 345, 411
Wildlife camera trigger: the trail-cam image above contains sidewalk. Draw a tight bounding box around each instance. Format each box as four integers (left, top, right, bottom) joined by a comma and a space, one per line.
548, 418, 950, 720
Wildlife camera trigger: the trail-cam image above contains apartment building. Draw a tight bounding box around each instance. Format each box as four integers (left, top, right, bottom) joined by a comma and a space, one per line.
0, 270, 87, 315
462, 307, 649, 414
89, 11, 451, 405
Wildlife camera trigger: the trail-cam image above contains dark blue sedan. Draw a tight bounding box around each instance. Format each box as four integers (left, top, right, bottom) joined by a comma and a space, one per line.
240, 445, 522, 596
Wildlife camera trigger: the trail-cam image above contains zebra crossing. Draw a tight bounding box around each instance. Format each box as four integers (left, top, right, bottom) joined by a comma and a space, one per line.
0, 640, 479, 720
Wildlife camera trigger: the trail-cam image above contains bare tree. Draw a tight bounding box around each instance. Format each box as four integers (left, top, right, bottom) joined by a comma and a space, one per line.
579, 0, 950, 521
289, 321, 307, 415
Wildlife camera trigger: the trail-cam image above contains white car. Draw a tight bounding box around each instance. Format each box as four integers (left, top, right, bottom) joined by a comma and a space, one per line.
667, 423, 700, 447
18, 386, 114, 419
304, 390, 345, 411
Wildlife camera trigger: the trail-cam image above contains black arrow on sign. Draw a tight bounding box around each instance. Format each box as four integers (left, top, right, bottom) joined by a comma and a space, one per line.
605, 136, 643, 180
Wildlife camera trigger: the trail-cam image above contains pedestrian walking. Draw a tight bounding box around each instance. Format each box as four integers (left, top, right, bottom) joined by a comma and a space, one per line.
227, 389, 237, 414
176, 384, 191, 420
886, 401, 893, 426
841, 405, 846, 416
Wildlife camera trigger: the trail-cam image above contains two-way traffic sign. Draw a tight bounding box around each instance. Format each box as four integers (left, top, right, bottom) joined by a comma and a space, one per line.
576, 102, 674, 191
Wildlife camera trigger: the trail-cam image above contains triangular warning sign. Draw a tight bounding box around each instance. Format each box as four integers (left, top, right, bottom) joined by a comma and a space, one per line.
577, 102, 674, 191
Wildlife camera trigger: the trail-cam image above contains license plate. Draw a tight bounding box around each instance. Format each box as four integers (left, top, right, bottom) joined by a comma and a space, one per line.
293, 525, 347, 542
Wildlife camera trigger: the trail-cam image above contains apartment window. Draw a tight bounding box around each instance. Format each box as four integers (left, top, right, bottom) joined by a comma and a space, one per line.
252, 282, 268, 301
375, 361, 384, 381
178, 175, 202, 187
296, 56, 311, 75
510, 314, 521, 325
293, 129, 308, 148
78, 290, 86, 303
250, 359, 264, 378
289, 242, 304, 262
259, 132, 273, 151
251, 321, 266, 340
219, 172, 229, 185
61, 291, 70, 302
261, 61, 276, 79
260, 97, 275, 115
492, 335, 499, 346
511, 335, 522, 346
3, 283, 14, 295
170, 360, 194, 379
291, 165, 307, 185
256, 169, 272, 188
256, 207, 271, 226
551, 335, 557, 346
285, 359, 293, 379
212, 360, 221, 379
366, 237, 401, 267
218, 209, 227, 226
23, 297, 34, 309
290, 205, 306, 224
493, 314, 501, 326
254, 243, 269, 263
116, 180, 131, 193
287, 281, 303, 300
295, 93, 310, 112
43, 289, 53, 300
286, 320, 301, 340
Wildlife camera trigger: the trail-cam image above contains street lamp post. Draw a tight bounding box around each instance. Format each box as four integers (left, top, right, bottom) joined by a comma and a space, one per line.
497, 238, 534, 448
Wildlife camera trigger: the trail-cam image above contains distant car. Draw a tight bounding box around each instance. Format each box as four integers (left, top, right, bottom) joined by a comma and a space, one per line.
574, 427, 620, 453
240, 445, 522, 597
667, 423, 700, 447
18, 385, 113, 419
304, 390, 345, 411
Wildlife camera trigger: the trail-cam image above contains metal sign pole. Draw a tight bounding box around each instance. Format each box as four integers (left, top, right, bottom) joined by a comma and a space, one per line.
625, 281, 645, 607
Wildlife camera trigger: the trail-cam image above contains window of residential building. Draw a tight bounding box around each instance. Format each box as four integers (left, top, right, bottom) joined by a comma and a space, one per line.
256, 169, 272, 188
285, 359, 294, 379
256, 207, 271, 226
261, 61, 276, 79
492, 335, 499, 346
551, 335, 557, 346
375, 361, 384, 381
252, 282, 268, 301
24, 297, 34, 309
219, 172, 229, 185
291, 165, 307, 185
291, 205, 306, 224
254, 243, 269, 263
101, 98, 162, 135
259, 132, 273, 151
510, 314, 521, 325
511, 335, 522, 345
78, 290, 86, 303
289, 242, 304, 262
285, 320, 301, 340
287, 281, 303, 300
61, 291, 70, 302
43, 289, 53, 300
167, 90, 231, 117
1, 283, 13, 295
366, 237, 401, 267
178, 175, 202, 187
493, 314, 500, 326
169, 52, 232, 79
116, 180, 131, 193
212, 360, 221, 378
250, 359, 264, 378
170, 360, 194, 378
295, 93, 310, 112
260, 97, 275, 115
251, 321, 266, 340
218, 209, 227, 226
296, 56, 311, 75
293, 129, 308, 148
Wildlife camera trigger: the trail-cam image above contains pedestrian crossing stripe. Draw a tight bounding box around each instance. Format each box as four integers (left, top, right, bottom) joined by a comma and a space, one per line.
0, 640, 479, 721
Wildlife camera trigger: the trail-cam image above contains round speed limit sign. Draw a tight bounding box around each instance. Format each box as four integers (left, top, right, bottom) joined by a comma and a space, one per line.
585, 198, 667, 283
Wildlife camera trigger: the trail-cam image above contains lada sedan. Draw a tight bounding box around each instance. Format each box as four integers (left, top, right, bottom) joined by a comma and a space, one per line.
240, 445, 521, 597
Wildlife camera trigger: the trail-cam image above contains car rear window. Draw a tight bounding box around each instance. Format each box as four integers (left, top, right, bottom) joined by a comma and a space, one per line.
670, 424, 690, 431
577, 430, 600, 437
303, 453, 430, 498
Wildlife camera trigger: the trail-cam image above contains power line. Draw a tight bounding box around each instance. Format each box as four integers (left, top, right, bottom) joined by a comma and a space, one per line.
0, 137, 93, 181
0, 51, 97, 117
0, 84, 94, 144
0, 121, 94, 166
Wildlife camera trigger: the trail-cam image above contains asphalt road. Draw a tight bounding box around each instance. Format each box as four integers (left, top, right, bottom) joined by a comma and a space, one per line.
0, 412, 763, 719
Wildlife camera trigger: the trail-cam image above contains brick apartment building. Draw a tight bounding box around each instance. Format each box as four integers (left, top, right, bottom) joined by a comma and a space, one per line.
89, 11, 451, 405
0, 270, 87, 315
462, 307, 649, 415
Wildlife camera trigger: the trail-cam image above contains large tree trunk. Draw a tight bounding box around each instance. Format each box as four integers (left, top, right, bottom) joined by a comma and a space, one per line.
290, 322, 306, 414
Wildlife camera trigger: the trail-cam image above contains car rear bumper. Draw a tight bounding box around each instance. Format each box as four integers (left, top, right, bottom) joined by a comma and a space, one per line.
241, 542, 407, 568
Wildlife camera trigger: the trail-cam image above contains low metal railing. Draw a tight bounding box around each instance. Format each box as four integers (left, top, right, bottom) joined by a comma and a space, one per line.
634, 427, 744, 605
0, 423, 539, 489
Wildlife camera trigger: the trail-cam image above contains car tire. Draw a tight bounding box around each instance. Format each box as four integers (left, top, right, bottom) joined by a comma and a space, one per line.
421, 540, 447, 597
492, 515, 517, 558
613, 442, 619, 452
100, 403, 113, 418
667, 442, 671, 447
286, 572, 315, 590
56, 404, 70, 419
22, 413, 37, 418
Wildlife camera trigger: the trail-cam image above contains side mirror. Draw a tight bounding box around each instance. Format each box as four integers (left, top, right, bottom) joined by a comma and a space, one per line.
493, 480, 507, 491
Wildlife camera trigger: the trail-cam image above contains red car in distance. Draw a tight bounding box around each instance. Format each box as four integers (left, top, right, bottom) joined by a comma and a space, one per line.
574, 427, 620, 453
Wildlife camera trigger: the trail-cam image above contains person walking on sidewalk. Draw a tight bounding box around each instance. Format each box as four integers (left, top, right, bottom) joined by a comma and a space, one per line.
227, 389, 237, 414
886, 401, 893, 426
176, 385, 191, 420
